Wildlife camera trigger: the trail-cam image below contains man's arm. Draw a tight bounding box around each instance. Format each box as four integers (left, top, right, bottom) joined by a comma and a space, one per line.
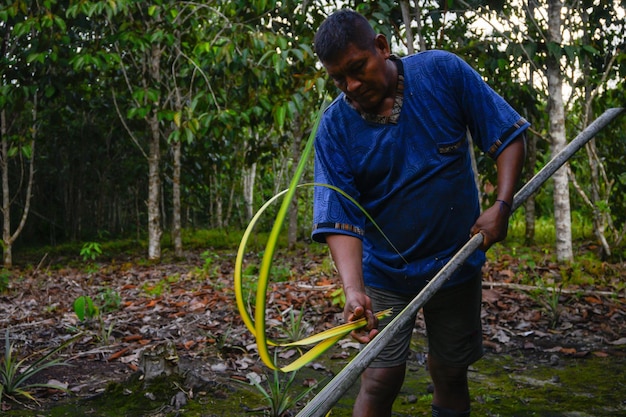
326, 234, 379, 343
470, 134, 526, 250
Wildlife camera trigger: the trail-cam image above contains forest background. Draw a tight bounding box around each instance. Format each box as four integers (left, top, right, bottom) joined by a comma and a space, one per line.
1, 0, 625, 269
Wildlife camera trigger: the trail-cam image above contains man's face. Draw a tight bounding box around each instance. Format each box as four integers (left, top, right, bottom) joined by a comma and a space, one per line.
322, 37, 392, 114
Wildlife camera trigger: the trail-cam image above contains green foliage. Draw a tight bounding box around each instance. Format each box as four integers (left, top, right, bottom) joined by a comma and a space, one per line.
181, 229, 246, 250
73, 295, 98, 321
279, 305, 310, 342
329, 287, 346, 309
241, 264, 259, 297
506, 211, 596, 245
142, 281, 167, 297
194, 250, 220, 278
0, 269, 10, 293
97, 288, 122, 313
528, 278, 566, 329
270, 264, 292, 282
141, 276, 178, 298
246, 364, 321, 417
80, 242, 102, 262
72, 295, 115, 346
318, 253, 337, 274
0, 329, 73, 404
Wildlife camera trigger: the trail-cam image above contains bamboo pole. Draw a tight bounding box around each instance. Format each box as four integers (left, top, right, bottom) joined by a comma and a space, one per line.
296, 107, 624, 417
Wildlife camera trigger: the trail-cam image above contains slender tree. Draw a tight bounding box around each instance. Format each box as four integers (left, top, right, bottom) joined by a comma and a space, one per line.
546, 0, 573, 261
0, 1, 61, 266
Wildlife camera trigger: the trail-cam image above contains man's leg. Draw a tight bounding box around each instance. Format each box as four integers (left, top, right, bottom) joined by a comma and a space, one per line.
423, 274, 483, 417
428, 353, 470, 415
353, 364, 406, 417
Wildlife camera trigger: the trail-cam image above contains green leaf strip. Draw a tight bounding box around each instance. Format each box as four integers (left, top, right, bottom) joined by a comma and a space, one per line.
234, 102, 401, 372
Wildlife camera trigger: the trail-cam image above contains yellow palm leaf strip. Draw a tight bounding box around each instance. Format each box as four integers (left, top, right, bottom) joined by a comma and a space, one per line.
281, 308, 393, 347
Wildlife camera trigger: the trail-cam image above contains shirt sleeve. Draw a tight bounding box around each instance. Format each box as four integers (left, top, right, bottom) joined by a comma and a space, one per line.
440, 52, 529, 159
311, 113, 365, 243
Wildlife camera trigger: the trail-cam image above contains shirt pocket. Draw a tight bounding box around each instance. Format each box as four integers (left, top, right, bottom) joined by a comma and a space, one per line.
433, 134, 470, 180
437, 134, 467, 155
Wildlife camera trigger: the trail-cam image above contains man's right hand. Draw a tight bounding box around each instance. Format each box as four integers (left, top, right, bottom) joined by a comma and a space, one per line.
345, 292, 379, 343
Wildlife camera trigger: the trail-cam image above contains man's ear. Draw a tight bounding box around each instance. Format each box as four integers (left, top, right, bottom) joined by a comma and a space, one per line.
374, 34, 391, 58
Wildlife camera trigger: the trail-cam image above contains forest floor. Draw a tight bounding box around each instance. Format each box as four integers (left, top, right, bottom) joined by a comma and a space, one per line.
0, 243, 625, 416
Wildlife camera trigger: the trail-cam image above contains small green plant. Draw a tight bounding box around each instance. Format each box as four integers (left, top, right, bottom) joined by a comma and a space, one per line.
142, 280, 167, 297
529, 279, 565, 329
246, 364, 321, 417
319, 253, 337, 275
271, 264, 292, 282
197, 250, 219, 277
72, 296, 114, 345
73, 295, 98, 321
244, 264, 259, 275
0, 329, 74, 404
97, 288, 122, 313
280, 305, 311, 342
142, 275, 178, 298
241, 264, 259, 302
80, 242, 102, 261
0, 269, 10, 293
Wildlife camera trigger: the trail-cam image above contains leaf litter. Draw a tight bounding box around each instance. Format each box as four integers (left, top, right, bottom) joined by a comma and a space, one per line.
0, 246, 624, 414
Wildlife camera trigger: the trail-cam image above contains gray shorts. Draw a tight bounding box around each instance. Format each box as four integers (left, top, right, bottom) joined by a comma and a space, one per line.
365, 274, 484, 368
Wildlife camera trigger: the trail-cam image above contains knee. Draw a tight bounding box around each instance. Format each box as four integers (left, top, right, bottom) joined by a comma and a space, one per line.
428, 355, 468, 390
431, 366, 468, 391
360, 365, 405, 404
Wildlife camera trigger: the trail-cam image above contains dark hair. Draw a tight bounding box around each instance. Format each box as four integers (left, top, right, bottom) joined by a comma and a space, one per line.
314, 9, 377, 63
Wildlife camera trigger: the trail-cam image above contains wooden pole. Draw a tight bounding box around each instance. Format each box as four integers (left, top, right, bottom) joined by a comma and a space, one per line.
296, 107, 624, 417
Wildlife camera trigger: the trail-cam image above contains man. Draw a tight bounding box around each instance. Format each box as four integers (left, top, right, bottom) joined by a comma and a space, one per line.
311, 9, 528, 417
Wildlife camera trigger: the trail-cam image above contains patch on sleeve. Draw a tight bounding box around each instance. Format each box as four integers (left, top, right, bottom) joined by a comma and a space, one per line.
487, 118, 527, 158
313, 222, 365, 236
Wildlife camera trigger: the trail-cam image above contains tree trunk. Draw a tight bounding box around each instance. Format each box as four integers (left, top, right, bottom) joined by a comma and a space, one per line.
147, 112, 162, 260
212, 166, 223, 228
413, 1, 427, 51
216, 195, 224, 228
242, 162, 256, 222
1, 108, 12, 266
1, 103, 36, 268
1, 108, 10, 265
547, 0, 573, 261
147, 43, 162, 261
399, 0, 415, 55
226, 181, 235, 228
172, 138, 182, 257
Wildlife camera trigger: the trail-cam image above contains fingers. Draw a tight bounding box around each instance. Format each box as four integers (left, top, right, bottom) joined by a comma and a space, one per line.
348, 305, 365, 322
477, 230, 489, 251
471, 201, 510, 251
351, 327, 379, 344
346, 303, 379, 343
363, 308, 379, 332
350, 306, 379, 343
469, 229, 489, 250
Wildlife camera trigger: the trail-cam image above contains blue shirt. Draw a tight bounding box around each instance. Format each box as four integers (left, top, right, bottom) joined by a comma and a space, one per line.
312, 50, 529, 294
